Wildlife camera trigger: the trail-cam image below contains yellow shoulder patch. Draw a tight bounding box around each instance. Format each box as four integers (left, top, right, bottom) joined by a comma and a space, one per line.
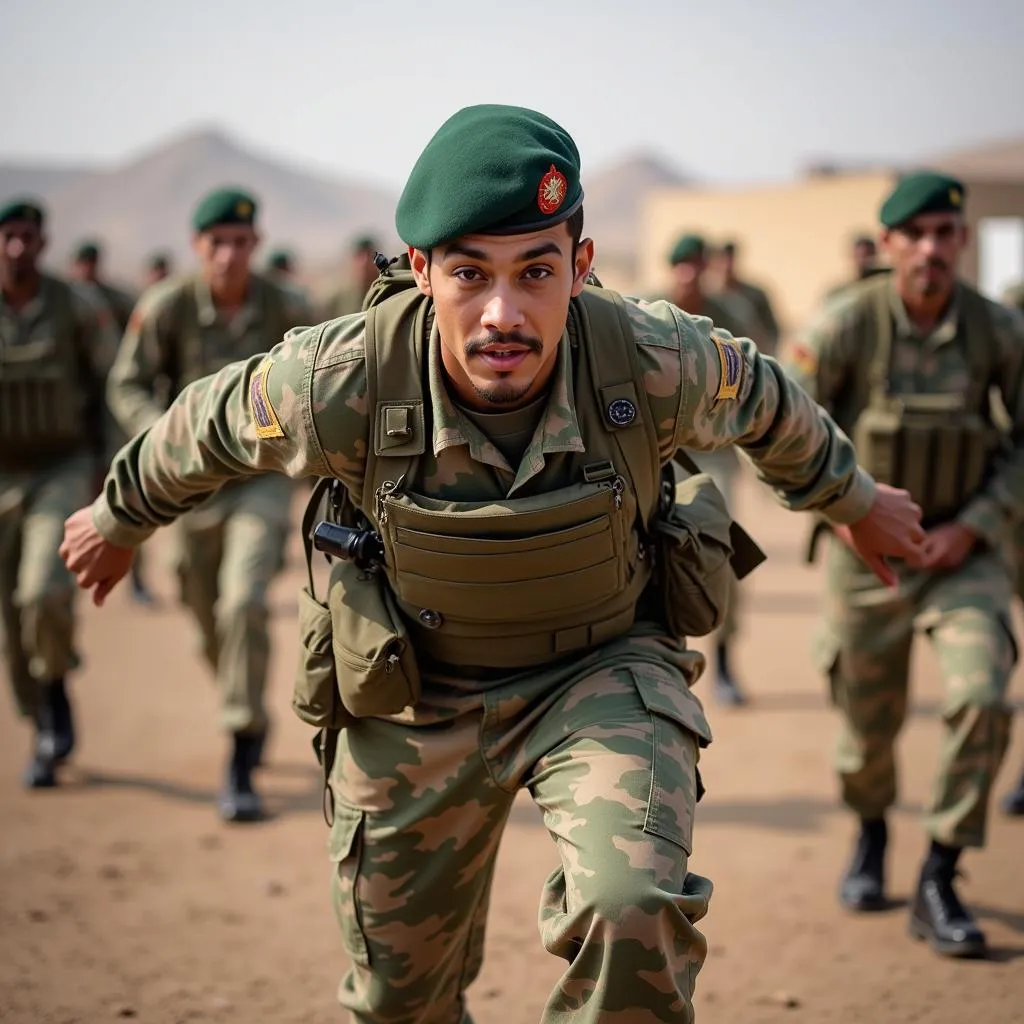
712, 334, 743, 400
248, 360, 285, 439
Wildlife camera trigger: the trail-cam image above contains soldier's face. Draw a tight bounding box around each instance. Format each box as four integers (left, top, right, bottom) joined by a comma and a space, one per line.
192, 226, 258, 290
671, 257, 705, 291
853, 241, 877, 274
410, 224, 594, 410
883, 213, 966, 298
0, 220, 45, 282
71, 257, 99, 282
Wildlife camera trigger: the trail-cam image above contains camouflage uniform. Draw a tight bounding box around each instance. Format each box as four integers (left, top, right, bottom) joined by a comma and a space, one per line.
105, 272, 307, 737
1, 277, 117, 721
92, 292, 875, 1023
713, 278, 780, 356
784, 277, 1024, 850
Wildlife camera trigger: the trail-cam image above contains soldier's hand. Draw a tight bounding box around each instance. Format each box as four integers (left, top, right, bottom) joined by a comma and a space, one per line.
833, 483, 925, 588
59, 508, 135, 607
912, 522, 978, 571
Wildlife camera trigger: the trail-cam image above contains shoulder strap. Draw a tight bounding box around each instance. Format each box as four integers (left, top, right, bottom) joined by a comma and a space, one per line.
572, 286, 660, 528
300, 477, 335, 600
957, 283, 998, 416
865, 276, 893, 403
361, 287, 431, 523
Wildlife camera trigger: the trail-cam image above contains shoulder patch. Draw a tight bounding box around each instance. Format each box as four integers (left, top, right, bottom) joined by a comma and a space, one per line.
712, 334, 744, 400
249, 360, 285, 439
783, 341, 818, 377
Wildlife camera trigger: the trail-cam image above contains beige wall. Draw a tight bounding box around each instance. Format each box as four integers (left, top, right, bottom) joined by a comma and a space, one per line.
638, 172, 895, 334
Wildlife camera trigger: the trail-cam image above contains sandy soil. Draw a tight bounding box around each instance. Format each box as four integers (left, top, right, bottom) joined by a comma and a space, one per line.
1, 475, 1022, 1023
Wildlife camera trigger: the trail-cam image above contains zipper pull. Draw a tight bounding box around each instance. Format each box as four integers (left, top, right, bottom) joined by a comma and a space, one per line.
374, 475, 404, 526
610, 475, 625, 510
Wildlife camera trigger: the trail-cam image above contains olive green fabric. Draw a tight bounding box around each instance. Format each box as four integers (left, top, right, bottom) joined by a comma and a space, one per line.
880, 171, 966, 228
0, 198, 44, 228
191, 188, 258, 232
668, 234, 705, 265
850, 276, 1002, 524
457, 392, 548, 468
395, 104, 583, 249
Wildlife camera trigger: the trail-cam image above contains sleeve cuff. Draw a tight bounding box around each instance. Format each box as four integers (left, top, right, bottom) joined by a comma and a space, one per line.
819, 467, 878, 525
957, 496, 1005, 548
91, 494, 155, 548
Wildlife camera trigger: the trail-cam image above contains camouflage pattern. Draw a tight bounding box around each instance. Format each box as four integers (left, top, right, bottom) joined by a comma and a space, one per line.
784, 277, 1024, 848
1, 279, 118, 716
1000, 282, 1024, 604
92, 292, 876, 1020
105, 272, 306, 735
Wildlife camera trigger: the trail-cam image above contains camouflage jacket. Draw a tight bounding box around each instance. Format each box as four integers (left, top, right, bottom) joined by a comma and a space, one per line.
91, 294, 877, 546
781, 276, 1024, 546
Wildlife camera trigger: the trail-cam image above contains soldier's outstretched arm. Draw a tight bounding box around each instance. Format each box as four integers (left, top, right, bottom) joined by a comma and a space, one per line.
62, 319, 369, 603
636, 299, 923, 582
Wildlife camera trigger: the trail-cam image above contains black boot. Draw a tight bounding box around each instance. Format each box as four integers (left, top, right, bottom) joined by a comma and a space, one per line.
839, 817, 888, 912
713, 642, 747, 706
1001, 769, 1024, 816
909, 841, 987, 958
129, 561, 156, 606
218, 733, 265, 823
50, 678, 76, 763
22, 681, 67, 789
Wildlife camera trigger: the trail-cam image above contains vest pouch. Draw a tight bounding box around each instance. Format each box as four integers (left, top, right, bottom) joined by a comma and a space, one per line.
851, 404, 902, 486
329, 557, 421, 718
292, 584, 354, 730
653, 471, 735, 639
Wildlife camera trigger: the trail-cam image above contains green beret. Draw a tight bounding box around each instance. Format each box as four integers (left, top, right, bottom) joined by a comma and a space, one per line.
880, 172, 966, 228
192, 188, 258, 232
668, 233, 706, 265
395, 104, 583, 250
0, 197, 45, 229
147, 250, 172, 271
351, 234, 379, 253
267, 248, 293, 271
74, 239, 101, 262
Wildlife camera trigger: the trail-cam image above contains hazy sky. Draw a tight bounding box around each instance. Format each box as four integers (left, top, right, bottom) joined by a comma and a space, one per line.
3, 0, 1023, 189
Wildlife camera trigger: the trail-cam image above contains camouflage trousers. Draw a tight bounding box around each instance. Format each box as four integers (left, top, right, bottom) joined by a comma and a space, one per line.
817, 538, 1016, 848
327, 626, 715, 1024
0, 455, 91, 718
173, 474, 293, 736
685, 448, 740, 643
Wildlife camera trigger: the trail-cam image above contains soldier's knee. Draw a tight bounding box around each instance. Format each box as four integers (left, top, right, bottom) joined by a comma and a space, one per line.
216, 595, 269, 627
580, 869, 687, 933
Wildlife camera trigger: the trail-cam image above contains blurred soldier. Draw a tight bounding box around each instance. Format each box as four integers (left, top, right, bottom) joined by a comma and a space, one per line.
105, 188, 307, 823
664, 233, 760, 706
783, 173, 1024, 957
265, 248, 313, 320
1000, 279, 1024, 817
143, 251, 173, 288
0, 198, 118, 787
320, 234, 380, 319
824, 234, 889, 301
710, 239, 781, 356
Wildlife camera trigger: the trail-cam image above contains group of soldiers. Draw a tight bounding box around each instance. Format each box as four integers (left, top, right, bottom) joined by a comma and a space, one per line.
4, 101, 1024, 1022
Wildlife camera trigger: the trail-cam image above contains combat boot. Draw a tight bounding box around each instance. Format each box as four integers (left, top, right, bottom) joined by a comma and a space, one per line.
909, 842, 987, 958
712, 642, 748, 706
839, 817, 888, 912
22, 679, 72, 789
1001, 768, 1024, 816
218, 733, 265, 823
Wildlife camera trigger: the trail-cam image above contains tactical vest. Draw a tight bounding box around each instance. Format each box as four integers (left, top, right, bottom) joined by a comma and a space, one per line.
850, 277, 1002, 525
0, 276, 88, 467
165, 275, 293, 396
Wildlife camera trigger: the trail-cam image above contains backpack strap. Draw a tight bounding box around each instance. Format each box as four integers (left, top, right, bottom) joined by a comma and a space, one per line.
572, 286, 661, 529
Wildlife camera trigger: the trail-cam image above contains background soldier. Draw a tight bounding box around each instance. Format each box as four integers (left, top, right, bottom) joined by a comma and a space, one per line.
0, 199, 118, 787
782, 172, 1024, 958
143, 251, 173, 288
663, 232, 761, 706
61, 105, 925, 1023
824, 233, 888, 301
710, 239, 781, 356
104, 188, 306, 823
320, 234, 380, 319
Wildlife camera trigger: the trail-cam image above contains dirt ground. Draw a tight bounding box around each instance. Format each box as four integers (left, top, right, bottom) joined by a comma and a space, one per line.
1, 475, 1022, 1024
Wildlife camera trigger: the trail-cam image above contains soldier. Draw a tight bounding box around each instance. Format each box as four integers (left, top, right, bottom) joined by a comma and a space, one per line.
0, 198, 118, 787
999, 279, 1024, 817
710, 239, 781, 356
824, 234, 889, 302
265, 247, 313, 320
103, 188, 307, 823
320, 234, 380, 319
782, 172, 1024, 957
664, 233, 761, 706
61, 106, 924, 1022
143, 251, 173, 288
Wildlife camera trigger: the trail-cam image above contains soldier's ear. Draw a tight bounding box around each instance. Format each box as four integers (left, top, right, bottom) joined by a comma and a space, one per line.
409, 247, 432, 296
570, 238, 594, 298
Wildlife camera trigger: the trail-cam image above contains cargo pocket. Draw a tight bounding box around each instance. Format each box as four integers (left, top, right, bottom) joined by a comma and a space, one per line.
631, 666, 705, 855
292, 586, 353, 730
328, 803, 370, 968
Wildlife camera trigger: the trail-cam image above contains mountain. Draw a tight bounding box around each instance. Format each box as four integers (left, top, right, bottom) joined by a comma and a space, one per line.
0, 162, 98, 203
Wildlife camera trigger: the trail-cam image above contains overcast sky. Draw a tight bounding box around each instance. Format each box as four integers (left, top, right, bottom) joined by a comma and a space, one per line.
3, 0, 1023, 189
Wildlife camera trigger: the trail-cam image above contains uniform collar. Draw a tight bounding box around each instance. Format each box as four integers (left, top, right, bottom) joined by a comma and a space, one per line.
193, 273, 262, 330
888, 278, 961, 346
